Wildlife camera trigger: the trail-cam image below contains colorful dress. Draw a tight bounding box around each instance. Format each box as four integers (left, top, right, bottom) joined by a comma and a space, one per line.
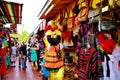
0, 48, 7, 76
75, 46, 98, 80
30, 48, 37, 62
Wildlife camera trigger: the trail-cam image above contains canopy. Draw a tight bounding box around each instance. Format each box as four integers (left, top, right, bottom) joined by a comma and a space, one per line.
38, 0, 75, 19
0, 1, 23, 24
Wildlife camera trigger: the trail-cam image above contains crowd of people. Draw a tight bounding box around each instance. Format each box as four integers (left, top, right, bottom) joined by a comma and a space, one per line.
5, 41, 42, 72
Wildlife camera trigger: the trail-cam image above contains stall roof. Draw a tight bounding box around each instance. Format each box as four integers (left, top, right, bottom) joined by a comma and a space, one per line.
38, 0, 75, 19
0, 1, 23, 24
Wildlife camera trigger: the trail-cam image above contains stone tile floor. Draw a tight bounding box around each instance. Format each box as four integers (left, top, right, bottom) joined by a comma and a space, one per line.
2, 58, 42, 80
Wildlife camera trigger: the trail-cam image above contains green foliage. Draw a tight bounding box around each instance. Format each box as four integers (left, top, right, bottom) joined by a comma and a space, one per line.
10, 30, 30, 43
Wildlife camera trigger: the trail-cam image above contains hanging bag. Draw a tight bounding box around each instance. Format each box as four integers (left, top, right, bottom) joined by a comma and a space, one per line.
100, 20, 116, 30
62, 9, 68, 26
77, 0, 89, 22
108, 0, 120, 9
67, 7, 75, 29
88, 8, 101, 24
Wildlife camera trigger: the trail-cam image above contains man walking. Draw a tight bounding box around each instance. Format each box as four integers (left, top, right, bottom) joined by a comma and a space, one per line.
20, 42, 27, 69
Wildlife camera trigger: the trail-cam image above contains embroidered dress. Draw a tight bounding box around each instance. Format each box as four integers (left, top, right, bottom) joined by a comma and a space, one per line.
75, 46, 98, 80
102, 46, 120, 80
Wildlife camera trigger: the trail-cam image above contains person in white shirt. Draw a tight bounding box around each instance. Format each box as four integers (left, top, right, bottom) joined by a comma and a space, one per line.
11, 43, 17, 67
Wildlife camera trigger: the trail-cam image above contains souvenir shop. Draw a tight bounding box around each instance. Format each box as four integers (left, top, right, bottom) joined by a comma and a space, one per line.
35, 0, 120, 80
0, 1, 23, 79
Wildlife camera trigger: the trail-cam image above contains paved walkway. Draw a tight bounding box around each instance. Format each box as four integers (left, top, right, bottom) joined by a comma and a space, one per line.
2, 57, 42, 80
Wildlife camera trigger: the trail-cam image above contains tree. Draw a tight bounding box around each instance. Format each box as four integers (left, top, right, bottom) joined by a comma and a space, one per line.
10, 30, 30, 43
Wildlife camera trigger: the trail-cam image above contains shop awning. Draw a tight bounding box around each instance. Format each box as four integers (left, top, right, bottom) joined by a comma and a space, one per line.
0, 1, 23, 24
38, 0, 75, 19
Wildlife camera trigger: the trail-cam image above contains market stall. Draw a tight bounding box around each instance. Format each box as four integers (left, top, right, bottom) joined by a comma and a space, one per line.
0, 1, 23, 79
37, 0, 120, 80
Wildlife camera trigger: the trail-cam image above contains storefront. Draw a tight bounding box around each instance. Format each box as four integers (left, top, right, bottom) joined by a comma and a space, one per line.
0, 1, 23, 79
36, 0, 120, 80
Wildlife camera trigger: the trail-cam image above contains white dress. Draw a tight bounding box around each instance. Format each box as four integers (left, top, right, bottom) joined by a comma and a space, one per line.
102, 46, 120, 80
11, 46, 17, 61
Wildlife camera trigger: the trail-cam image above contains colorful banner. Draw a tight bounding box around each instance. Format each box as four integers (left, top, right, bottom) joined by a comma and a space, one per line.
0, 1, 23, 24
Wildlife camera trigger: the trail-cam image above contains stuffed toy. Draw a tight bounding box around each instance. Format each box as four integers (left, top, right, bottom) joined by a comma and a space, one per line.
44, 29, 64, 69
44, 20, 64, 69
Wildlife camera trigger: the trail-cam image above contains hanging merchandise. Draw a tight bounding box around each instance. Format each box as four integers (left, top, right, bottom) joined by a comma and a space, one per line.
73, 23, 80, 37
2, 38, 8, 48
100, 20, 116, 30
79, 23, 88, 36
0, 48, 7, 76
62, 27, 74, 46
73, 4, 80, 15
74, 16, 80, 26
73, 1, 80, 26
67, 8, 75, 29
77, 0, 89, 22
0, 54, 2, 65
75, 46, 99, 80
108, 0, 120, 9
97, 31, 120, 80
88, 8, 101, 24
62, 19, 74, 47
104, 45, 120, 80
64, 53, 74, 80
67, 1, 77, 30
62, 9, 68, 27
45, 20, 59, 32
54, 13, 62, 23
97, 32, 116, 54
0, 38, 2, 49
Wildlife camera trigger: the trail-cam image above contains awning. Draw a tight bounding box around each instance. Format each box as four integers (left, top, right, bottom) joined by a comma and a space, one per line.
38, 0, 110, 20
38, 0, 75, 19
0, 1, 23, 24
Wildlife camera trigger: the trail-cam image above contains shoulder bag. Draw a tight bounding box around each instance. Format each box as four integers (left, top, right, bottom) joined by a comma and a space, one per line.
77, 0, 89, 22
108, 0, 120, 9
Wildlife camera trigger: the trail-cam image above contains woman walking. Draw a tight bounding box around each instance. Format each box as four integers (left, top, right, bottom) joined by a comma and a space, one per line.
30, 44, 38, 70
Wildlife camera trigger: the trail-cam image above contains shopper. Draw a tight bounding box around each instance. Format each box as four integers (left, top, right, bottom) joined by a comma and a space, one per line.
11, 43, 17, 67
30, 44, 38, 70
20, 42, 27, 69
18, 44, 22, 68
35, 42, 41, 71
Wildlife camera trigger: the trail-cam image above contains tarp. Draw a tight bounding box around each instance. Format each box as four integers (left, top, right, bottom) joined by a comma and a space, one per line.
0, 1, 23, 24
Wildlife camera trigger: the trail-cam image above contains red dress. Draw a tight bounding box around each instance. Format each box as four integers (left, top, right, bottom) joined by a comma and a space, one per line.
0, 48, 7, 76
